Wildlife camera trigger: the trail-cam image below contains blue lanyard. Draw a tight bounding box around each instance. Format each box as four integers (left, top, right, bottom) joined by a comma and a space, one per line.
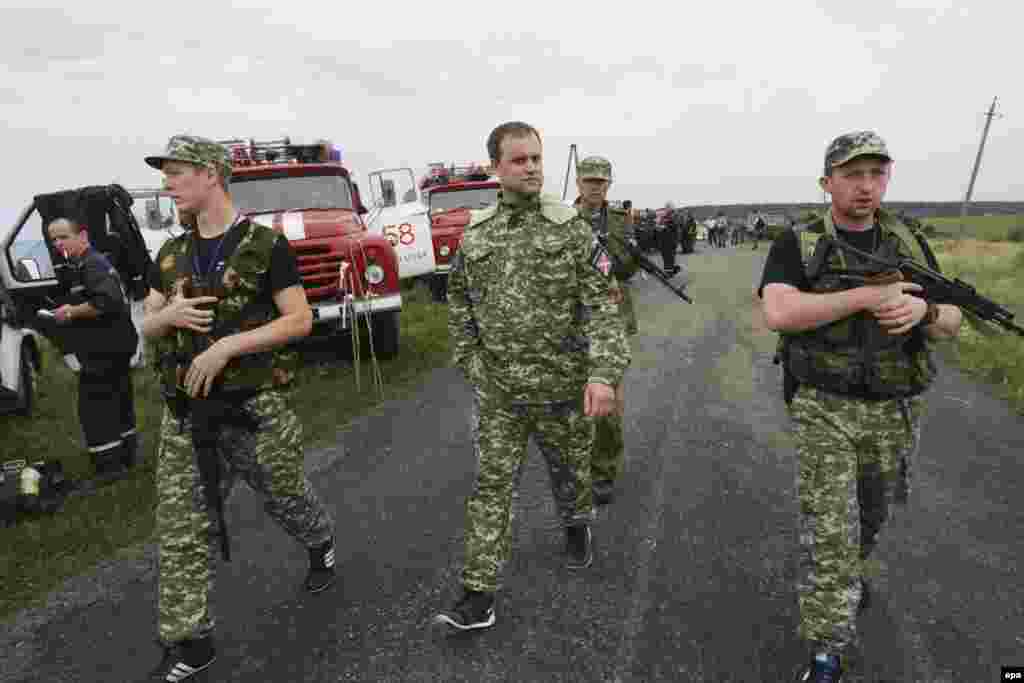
192, 214, 241, 283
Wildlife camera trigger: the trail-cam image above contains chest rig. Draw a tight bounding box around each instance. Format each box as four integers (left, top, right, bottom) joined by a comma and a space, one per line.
152, 219, 298, 394
779, 211, 937, 400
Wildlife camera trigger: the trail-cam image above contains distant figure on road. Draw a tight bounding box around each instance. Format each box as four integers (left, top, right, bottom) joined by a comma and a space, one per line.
758, 131, 963, 682
752, 211, 767, 250
436, 121, 630, 633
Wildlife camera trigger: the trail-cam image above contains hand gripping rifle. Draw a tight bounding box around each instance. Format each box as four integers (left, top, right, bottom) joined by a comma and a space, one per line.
595, 230, 693, 303
808, 235, 1024, 337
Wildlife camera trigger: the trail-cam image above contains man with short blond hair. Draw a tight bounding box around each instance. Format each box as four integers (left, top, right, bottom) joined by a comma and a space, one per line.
140, 134, 336, 681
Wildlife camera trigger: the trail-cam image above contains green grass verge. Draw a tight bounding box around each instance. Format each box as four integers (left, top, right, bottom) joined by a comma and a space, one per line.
928, 214, 1024, 241
931, 237, 1024, 413
0, 283, 450, 619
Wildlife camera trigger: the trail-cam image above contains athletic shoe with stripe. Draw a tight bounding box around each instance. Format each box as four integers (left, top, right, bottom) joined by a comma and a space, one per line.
433, 590, 496, 631
150, 636, 215, 682
305, 537, 336, 593
794, 652, 843, 683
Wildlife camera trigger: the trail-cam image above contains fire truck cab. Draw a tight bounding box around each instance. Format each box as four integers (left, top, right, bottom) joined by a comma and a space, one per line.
418, 162, 500, 301
215, 138, 403, 358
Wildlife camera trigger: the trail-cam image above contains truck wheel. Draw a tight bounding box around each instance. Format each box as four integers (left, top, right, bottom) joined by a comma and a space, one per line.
16, 344, 34, 417
369, 311, 400, 360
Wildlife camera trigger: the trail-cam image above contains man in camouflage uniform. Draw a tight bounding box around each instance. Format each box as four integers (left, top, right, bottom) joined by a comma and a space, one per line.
434, 122, 630, 632
758, 132, 963, 682
572, 156, 640, 505
140, 135, 336, 681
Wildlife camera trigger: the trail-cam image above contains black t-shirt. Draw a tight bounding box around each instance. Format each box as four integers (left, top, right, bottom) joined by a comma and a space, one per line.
757, 223, 880, 298
190, 222, 301, 298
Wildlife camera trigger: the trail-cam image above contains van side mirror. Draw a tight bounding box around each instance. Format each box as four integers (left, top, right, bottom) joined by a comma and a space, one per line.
17, 258, 41, 280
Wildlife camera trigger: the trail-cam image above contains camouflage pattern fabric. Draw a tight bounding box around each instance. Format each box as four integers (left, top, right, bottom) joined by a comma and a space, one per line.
576, 156, 612, 182
448, 189, 629, 592
152, 219, 299, 393
461, 385, 595, 592
156, 390, 334, 643
574, 201, 636, 486
448, 190, 630, 401
788, 385, 921, 652
824, 131, 892, 176
145, 134, 233, 180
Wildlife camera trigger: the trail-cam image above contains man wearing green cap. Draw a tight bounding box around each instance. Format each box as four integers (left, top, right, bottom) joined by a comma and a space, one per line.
758, 131, 962, 681
140, 135, 336, 681
572, 155, 640, 505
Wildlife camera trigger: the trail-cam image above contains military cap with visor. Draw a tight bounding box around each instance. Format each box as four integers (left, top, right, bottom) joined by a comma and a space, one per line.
144, 134, 233, 180
577, 156, 613, 182
824, 131, 892, 175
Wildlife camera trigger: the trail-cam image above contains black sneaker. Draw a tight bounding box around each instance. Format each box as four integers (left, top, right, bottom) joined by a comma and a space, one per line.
304, 537, 336, 593
794, 653, 843, 683
150, 636, 216, 681
592, 480, 615, 506
433, 590, 496, 631
566, 525, 593, 570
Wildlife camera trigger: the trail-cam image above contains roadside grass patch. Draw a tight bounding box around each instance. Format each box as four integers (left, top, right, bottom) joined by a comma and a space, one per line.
928, 214, 1023, 241
933, 239, 1024, 414
0, 283, 450, 619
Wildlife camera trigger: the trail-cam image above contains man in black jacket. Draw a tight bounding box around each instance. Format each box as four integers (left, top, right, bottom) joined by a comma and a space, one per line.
47, 217, 139, 481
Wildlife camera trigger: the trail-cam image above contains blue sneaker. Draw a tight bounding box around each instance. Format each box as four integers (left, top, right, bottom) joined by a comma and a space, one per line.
795, 653, 843, 683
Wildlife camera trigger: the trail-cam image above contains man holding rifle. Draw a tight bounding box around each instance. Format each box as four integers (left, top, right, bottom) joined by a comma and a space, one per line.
573, 156, 640, 505
758, 131, 961, 682
140, 135, 336, 682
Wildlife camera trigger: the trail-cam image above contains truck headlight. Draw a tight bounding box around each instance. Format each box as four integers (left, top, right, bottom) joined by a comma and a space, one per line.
439, 244, 450, 257
365, 264, 385, 285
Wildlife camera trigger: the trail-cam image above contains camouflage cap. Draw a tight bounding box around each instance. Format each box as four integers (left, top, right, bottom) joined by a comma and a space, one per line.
824, 131, 892, 175
577, 156, 613, 182
144, 134, 233, 179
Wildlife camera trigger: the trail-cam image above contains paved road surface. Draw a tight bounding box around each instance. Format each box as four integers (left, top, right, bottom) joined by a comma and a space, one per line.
3, 245, 1023, 682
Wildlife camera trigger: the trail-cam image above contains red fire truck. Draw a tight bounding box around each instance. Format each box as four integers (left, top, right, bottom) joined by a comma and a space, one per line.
418, 162, 500, 301
215, 137, 402, 357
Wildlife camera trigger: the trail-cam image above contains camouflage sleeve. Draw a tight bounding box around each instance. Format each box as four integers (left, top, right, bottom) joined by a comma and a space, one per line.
446, 249, 479, 377
573, 218, 630, 387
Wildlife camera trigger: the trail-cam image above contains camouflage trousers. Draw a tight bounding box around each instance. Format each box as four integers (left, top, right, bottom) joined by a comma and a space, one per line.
155, 389, 334, 644
462, 386, 595, 593
789, 385, 923, 653
592, 383, 626, 484
619, 285, 638, 336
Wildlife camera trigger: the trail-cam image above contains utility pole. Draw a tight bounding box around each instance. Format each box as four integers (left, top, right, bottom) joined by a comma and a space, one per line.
562, 144, 579, 201
960, 96, 1002, 239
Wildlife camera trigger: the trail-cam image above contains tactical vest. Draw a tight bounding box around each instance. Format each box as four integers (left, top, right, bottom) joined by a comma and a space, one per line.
779, 210, 937, 400
152, 219, 299, 393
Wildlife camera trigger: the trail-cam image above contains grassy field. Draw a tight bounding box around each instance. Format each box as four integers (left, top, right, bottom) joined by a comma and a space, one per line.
0, 283, 450, 619
928, 214, 1024, 241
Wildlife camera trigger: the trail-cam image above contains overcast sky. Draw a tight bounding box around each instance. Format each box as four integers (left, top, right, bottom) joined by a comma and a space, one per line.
1, 0, 1019, 229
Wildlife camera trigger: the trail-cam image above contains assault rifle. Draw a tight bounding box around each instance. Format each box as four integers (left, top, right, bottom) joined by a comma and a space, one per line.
596, 231, 693, 303
809, 235, 1024, 337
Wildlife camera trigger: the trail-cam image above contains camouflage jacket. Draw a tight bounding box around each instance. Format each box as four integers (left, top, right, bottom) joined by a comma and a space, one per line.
152, 218, 299, 393
448, 190, 630, 402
